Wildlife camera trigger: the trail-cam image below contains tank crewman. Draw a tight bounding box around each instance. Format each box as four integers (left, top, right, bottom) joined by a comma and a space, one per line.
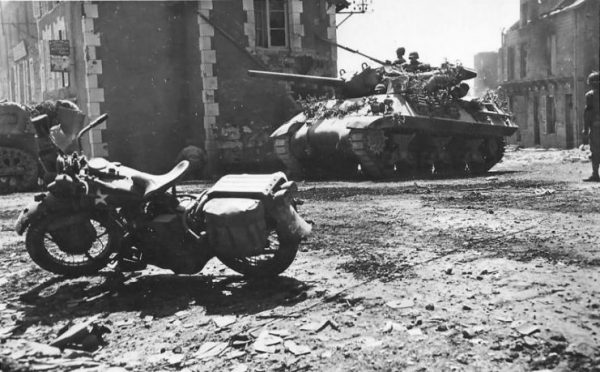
393, 47, 406, 66
404, 52, 431, 73
582, 71, 600, 182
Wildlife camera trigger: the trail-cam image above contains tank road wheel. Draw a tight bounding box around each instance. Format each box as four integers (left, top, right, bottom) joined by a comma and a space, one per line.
0, 147, 38, 194
349, 129, 396, 179
273, 136, 304, 179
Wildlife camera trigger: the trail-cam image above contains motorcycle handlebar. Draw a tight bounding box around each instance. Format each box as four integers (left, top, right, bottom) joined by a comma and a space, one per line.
77, 113, 108, 153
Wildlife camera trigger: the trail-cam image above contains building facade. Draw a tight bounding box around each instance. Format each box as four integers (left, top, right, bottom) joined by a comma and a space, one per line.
0, 2, 41, 105
473, 51, 499, 97
498, 0, 599, 149
0, 0, 342, 174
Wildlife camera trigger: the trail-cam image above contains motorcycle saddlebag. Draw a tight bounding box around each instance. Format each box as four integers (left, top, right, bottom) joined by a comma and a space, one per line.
203, 198, 268, 257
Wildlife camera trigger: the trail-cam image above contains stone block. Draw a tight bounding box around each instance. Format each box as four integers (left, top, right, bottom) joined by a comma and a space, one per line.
200, 63, 213, 77
199, 22, 215, 37
203, 76, 218, 90
205, 103, 220, 117
84, 32, 101, 46
242, 0, 253, 11
202, 90, 215, 103
291, 0, 303, 13
199, 36, 212, 51
83, 3, 98, 18
86, 46, 96, 60
87, 74, 98, 89
199, 0, 213, 10
83, 18, 95, 32
201, 50, 217, 64
86, 59, 102, 75
88, 102, 101, 116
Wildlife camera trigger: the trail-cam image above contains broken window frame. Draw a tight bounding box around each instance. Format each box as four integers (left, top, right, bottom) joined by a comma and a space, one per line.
254, 0, 289, 49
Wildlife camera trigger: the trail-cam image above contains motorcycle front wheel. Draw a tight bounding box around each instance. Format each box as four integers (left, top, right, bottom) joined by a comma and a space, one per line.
217, 230, 299, 278
25, 213, 118, 276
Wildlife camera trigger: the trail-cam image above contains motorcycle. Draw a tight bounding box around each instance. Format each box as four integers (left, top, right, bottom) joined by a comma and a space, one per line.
14, 113, 311, 277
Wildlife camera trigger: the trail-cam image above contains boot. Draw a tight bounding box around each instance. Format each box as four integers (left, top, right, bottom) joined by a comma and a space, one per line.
583, 174, 600, 182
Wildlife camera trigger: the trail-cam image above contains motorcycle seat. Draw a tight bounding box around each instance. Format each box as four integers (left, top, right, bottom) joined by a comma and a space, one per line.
127, 160, 190, 199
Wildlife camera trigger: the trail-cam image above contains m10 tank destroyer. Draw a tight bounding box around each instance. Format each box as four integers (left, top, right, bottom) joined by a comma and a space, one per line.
249, 59, 518, 179
0, 101, 39, 194
0, 100, 85, 194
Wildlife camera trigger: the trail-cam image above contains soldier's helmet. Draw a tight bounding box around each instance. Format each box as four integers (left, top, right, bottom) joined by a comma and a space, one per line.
588, 71, 599, 87
396, 47, 405, 56
409, 52, 419, 60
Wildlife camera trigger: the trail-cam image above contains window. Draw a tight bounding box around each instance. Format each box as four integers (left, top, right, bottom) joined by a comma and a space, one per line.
254, 0, 288, 48
519, 43, 527, 79
507, 46, 516, 80
546, 95, 555, 134
546, 34, 557, 76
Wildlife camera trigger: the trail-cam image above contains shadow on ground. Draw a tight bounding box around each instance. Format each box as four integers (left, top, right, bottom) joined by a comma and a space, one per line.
17, 273, 309, 328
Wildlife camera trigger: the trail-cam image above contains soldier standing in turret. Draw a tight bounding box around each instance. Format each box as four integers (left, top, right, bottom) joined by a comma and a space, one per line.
393, 47, 406, 66
583, 71, 600, 182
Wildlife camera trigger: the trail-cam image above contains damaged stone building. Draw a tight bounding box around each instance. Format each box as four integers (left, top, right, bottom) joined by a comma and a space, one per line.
0, 0, 345, 174
498, 0, 599, 148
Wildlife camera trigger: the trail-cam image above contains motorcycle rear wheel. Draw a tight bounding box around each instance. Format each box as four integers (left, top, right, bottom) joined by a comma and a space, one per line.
217, 230, 299, 278
25, 213, 118, 276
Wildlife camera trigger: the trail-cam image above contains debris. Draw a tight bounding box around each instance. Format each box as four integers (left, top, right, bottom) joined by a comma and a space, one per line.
253, 330, 283, 353
386, 299, 414, 309
213, 316, 237, 329
50, 318, 110, 351
407, 328, 423, 337
225, 349, 246, 360
485, 176, 499, 181
565, 341, 598, 359
425, 304, 434, 311
195, 341, 229, 360
284, 340, 311, 356
534, 188, 556, 196
436, 324, 448, 332
382, 321, 404, 333
462, 305, 472, 311
495, 315, 513, 323
300, 319, 339, 333
360, 337, 384, 349
230, 364, 249, 372
516, 323, 540, 336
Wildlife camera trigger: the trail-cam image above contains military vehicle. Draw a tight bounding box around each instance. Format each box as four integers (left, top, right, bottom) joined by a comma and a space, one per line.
0, 100, 85, 194
249, 53, 517, 179
0, 101, 38, 194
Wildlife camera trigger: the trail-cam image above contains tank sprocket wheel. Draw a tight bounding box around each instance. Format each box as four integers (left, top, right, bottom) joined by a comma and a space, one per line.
349, 129, 396, 179
0, 147, 38, 194
468, 137, 506, 175
273, 136, 304, 179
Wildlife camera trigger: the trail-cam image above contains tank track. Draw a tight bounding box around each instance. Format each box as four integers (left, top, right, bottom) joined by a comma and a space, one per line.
347, 129, 506, 179
273, 136, 304, 178
0, 146, 38, 194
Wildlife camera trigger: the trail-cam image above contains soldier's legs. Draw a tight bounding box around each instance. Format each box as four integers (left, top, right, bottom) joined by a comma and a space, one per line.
585, 127, 600, 181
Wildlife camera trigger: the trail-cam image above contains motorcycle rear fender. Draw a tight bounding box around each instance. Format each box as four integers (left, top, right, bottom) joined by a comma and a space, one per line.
268, 186, 312, 242
14, 194, 85, 235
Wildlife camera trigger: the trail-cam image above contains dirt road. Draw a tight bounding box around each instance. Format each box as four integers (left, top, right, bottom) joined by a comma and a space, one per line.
1, 147, 599, 371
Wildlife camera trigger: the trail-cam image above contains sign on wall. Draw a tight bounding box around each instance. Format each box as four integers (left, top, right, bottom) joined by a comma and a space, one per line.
49, 40, 70, 72
12, 41, 27, 61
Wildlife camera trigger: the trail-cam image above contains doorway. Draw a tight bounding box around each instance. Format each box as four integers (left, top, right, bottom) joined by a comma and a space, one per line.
533, 95, 541, 145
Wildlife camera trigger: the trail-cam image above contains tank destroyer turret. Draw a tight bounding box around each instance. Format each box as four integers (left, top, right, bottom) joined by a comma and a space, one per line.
249, 56, 517, 179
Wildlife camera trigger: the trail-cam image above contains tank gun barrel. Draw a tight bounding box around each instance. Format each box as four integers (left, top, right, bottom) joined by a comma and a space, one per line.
315, 36, 387, 66
248, 70, 346, 86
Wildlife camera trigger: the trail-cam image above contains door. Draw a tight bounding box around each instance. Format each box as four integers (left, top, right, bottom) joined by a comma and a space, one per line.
565, 94, 574, 148
533, 96, 541, 145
